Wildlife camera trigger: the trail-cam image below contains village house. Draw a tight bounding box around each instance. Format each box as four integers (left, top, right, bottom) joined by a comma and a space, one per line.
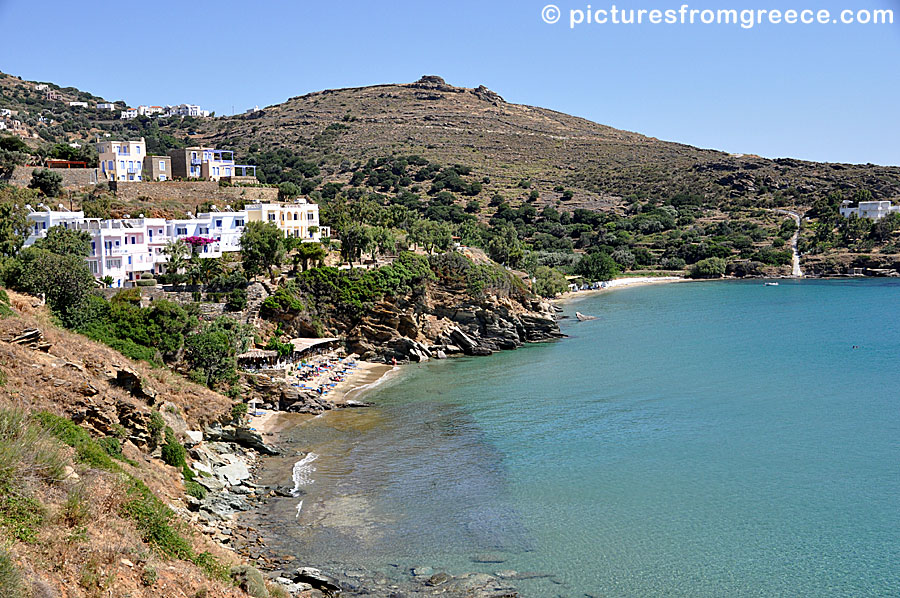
68, 101, 88, 108
137, 105, 164, 117
142, 154, 171, 181
34, 84, 49, 91
120, 108, 138, 120
167, 146, 257, 182
245, 200, 330, 241
98, 137, 146, 181
839, 200, 900, 220
97, 102, 116, 111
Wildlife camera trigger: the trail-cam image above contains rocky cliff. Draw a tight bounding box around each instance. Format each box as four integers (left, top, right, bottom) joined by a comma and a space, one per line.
346, 281, 562, 362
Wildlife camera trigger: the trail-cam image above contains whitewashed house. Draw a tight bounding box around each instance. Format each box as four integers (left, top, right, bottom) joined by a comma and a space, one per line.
840, 200, 900, 220
120, 108, 138, 120
97, 102, 116, 111
68, 101, 88, 108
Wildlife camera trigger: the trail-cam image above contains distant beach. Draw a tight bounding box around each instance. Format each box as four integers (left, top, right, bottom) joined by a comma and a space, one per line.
555, 275, 688, 303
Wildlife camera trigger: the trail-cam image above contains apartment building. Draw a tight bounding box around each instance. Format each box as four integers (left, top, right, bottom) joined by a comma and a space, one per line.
245, 200, 330, 241
98, 138, 146, 181
22, 199, 327, 287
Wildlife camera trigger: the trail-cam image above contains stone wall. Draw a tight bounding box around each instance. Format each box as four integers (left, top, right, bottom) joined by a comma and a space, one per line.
7, 165, 99, 188
112, 180, 278, 205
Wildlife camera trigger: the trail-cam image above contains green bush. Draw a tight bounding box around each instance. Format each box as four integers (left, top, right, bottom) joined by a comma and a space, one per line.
0, 549, 24, 598
161, 440, 187, 470
33, 412, 117, 471
140, 565, 158, 587
185, 481, 207, 500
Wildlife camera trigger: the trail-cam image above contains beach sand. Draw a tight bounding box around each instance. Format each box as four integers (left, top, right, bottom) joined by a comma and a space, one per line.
555, 276, 687, 304
247, 360, 398, 439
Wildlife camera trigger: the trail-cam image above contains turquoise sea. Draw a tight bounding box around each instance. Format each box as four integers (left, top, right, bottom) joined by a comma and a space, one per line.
258, 280, 900, 597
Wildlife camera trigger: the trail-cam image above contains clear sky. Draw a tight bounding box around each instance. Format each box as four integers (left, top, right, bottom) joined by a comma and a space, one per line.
1, 0, 898, 165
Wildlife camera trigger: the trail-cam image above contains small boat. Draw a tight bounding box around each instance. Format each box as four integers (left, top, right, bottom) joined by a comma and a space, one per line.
765, 282, 779, 287
575, 312, 597, 321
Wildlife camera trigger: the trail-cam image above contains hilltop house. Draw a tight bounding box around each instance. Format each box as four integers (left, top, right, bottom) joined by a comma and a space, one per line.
68, 101, 88, 108
839, 200, 900, 220
97, 102, 116, 111
98, 138, 146, 181
120, 108, 138, 120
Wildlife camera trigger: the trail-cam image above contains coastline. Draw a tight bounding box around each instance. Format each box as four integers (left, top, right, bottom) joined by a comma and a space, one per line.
554, 275, 689, 304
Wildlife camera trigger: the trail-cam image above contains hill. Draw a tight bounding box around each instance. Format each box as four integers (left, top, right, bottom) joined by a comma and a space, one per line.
192, 75, 900, 211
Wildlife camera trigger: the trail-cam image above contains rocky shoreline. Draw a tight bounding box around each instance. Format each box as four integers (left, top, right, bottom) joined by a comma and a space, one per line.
183, 416, 534, 598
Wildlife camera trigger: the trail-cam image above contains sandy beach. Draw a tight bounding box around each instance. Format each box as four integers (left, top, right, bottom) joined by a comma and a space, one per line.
246, 360, 398, 439
555, 276, 688, 304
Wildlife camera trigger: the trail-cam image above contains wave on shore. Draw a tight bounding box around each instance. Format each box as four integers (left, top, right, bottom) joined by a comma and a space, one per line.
290, 452, 319, 497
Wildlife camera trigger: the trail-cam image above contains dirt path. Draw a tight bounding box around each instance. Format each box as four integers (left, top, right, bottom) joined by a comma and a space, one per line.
774, 209, 804, 277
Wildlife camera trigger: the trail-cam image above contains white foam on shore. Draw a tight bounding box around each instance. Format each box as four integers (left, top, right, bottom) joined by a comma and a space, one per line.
290, 452, 319, 496
343, 365, 401, 403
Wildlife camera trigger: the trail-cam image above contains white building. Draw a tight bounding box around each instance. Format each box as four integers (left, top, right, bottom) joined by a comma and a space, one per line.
0, 109, 12, 117
35, 84, 49, 91
840, 200, 900, 221
68, 101, 88, 108
97, 103, 116, 111
22, 199, 328, 288
245, 200, 330, 241
0, 122, 6, 131
172, 104, 209, 117
120, 108, 138, 120
97, 137, 146, 182
137, 105, 164, 117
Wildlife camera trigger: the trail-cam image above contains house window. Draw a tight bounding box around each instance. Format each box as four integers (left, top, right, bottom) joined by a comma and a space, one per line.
159, 175, 166, 181
107, 160, 113, 170
136, 146, 141, 154
88, 261, 98, 274
225, 167, 231, 175
159, 161, 165, 171
268, 214, 275, 221
128, 256, 132, 265
215, 220, 222, 228
176, 227, 187, 235
235, 219, 244, 227
119, 161, 125, 169
307, 213, 314, 220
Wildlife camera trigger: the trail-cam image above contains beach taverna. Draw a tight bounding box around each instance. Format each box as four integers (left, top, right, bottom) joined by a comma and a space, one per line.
237, 338, 342, 373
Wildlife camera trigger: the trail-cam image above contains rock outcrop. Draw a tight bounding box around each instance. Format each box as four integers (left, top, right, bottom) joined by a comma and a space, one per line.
345, 282, 562, 363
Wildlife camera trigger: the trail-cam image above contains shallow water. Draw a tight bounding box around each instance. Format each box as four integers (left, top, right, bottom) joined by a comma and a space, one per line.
253, 279, 900, 597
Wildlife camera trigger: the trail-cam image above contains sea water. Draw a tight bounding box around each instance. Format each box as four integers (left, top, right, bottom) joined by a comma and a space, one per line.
257, 280, 900, 597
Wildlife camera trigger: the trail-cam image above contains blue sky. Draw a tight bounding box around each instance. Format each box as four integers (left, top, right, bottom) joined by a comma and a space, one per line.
1, 0, 897, 165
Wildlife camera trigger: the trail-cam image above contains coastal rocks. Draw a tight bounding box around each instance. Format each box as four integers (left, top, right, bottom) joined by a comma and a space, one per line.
292, 567, 342, 595
279, 387, 335, 414
204, 423, 280, 455
8, 328, 51, 352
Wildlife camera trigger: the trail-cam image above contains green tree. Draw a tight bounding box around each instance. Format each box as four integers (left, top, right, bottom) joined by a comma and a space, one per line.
532, 265, 568, 297
576, 252, 620, 281
0, 188, 31, 259
339, 223, 373, 265
292, 241, 327, 272
277, 182, 301, 200
196, 257, 222, 287
33, 226, 91, 257
240, 221, 284, 282
162, 240, 190, 281
689, 257, 727, 279
28, 168, 63, 197
3, 247, 95, 328
184, 328, 234, 387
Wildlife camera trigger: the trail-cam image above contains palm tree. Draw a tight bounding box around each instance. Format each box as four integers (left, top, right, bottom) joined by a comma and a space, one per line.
197, 257, 222, 287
